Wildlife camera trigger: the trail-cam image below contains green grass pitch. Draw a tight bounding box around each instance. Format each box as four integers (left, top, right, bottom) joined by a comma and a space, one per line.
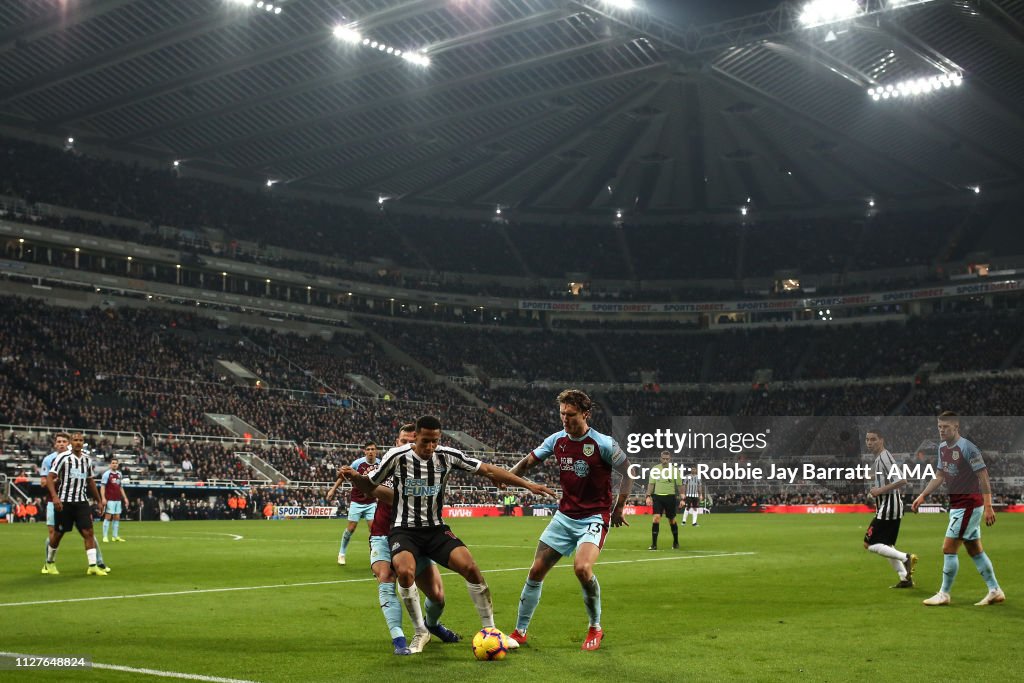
2, 513, 1020, 682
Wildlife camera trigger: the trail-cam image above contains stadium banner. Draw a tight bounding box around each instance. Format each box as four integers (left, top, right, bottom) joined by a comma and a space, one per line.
760, 504, 873, 514
612, 415, 1023, 505
273, 505, 338, 518
443, 506, 519, 518
518, 278, 1021, 314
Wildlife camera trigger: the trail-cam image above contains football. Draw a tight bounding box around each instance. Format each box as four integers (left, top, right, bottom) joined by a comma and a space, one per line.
472, 627, 509, 661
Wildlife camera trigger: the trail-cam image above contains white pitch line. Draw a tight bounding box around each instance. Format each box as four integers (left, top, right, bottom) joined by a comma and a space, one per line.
1, 551, 754, 609
130, 533, 243, 541
0, 652, 258, 683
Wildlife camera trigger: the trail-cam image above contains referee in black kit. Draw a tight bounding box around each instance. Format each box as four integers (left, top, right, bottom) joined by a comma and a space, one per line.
45, 432, 107, 576
646, 450, 683, 550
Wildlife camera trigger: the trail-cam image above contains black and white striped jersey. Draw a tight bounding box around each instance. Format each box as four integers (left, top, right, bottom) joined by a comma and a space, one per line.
369, 444, 482, 529
872, 449, 905, 520
50, 451, 93, 503
684, 474, 702, 498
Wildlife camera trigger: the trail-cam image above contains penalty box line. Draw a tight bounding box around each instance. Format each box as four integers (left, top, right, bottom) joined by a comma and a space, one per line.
1, 551, 755, 609
0, 651, 258, 683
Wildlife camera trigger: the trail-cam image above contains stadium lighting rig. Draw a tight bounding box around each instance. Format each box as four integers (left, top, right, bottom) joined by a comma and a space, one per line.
332, 24, 430, 67
225, 0, 283, 15
602, 0, 638, 10
867, 72, 963, 101
798, 0, 939, 28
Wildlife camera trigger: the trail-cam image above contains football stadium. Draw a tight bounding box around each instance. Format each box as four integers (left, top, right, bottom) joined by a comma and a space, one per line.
1, 0, 1022, 680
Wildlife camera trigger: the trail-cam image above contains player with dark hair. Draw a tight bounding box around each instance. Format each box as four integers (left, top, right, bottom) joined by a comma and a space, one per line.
913, 412, 1005, 606
363, 424, 461, 655
682, 468, 704, 527
327, 441, 378, 566
646, 450, 681, 550
39, 432, 69, 574
862, 429, 916, 588
100, 458, 130, 542
506, 389, 633, 651
344, 415, 555, 654
45, 433, 106, 575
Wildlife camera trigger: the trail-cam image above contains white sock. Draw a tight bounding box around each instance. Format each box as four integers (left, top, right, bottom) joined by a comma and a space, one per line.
46, 544, 57, 562
868, 544, 907, 562
886, 557, 906, 578
86, 548, 97, 565
466, 581, 495, 628
397, 584, 426, 632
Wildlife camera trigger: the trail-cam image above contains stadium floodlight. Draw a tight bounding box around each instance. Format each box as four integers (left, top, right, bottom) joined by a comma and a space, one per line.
971, 185, 981, 194
740, 206, 749, 216
603, 0, 637, 9
868, 198, 875, 207
67, 137, 74, 144
868, 72, 963, 101
400, 51, 430, 67
798, 0, 860, 27
333, 26, 362, 44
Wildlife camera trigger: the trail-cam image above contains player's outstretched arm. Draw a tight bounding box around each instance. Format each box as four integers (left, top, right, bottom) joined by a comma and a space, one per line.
911, 471, 945, 512
478, 463, 556, 499
340, 466, 394, 505
508, 453, 540, 478
325, 475, 345, 501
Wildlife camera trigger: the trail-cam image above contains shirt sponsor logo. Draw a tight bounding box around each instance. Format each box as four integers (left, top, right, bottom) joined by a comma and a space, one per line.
573, 460, 591, 478
407, 478, 441, 497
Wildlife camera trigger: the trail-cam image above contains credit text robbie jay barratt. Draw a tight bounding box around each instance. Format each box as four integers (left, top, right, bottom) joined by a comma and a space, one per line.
625, 462, 933, 485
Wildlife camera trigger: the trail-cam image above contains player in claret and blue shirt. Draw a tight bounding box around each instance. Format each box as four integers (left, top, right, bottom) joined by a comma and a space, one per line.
506, 389, 633, 651
327, 442, 379, 566
100, 458, 130, 542
912, 411, 1005, 606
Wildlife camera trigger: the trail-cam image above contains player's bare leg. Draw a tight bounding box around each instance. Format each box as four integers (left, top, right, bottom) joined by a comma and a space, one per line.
511, 542, 562, 645
575, 542, 604, 650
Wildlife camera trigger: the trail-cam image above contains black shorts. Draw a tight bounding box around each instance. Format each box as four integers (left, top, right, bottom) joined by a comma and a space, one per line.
389, 525, 466, 569
57, 501, 94, 534
685, 496, 700, 509
651, 494, 678, 518
864, 517, 901, 546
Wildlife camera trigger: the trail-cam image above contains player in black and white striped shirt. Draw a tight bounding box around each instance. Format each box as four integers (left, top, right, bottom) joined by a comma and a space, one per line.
44, 432, 107, 576
862, 429, 917, 588
682, 471, 704, 527
344, 415, 555, 654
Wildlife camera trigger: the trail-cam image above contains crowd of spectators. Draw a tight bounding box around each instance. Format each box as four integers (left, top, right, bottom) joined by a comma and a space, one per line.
4, 134, 1018, 296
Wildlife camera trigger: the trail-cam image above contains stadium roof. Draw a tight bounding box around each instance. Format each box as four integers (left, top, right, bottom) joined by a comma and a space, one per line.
1, 0, 1022, 219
